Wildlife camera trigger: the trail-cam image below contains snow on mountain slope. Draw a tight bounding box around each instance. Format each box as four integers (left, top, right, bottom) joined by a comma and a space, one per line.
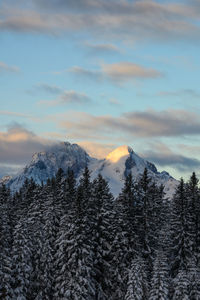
7, 142, 93, 192
3, 142, 178, 198
89, 145, 178, 198
0, 175, 12, 185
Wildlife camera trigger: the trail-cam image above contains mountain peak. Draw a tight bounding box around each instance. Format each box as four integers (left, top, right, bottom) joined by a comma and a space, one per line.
3, 141, 178, 198
106, 145, 133, 163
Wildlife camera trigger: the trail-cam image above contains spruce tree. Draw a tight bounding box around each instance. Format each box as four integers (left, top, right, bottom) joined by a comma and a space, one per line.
149, 251, 169, 300
172, 270, 190, 300
91, 174, 115, 299
12, 217, 34, 300
125, 256, 149, 300
0, 185, 13, 299
111, 173, 137, 299
55, 166, 96, 299
171, 178, 191, 276
186, 172, 200, 265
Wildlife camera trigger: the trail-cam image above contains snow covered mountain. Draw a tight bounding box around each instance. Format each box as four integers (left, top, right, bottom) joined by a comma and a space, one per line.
0, 175, 12, 186
3, 142, 178, 198
90, 145, 177, 198
7, 142, 92, 192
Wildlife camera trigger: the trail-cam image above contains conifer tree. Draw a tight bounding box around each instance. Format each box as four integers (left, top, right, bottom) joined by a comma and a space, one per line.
55, 165, 96, 299
91, 174, 115, 299
125, 256, 149, 300
34, 186, 58, 299
171, 178, 191, 276
149, 251, 169, 300
188, 258, 200, 300
172, 270, 190, 300
186, 172, 200, 265
54, 170, 77, 299
137, 168, 152, 258
0, 185, 13, 299
111, 173, 137, 299
12, 218, 34, 300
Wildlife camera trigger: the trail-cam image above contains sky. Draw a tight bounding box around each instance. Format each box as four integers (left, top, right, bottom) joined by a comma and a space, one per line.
1, 0, 200, 180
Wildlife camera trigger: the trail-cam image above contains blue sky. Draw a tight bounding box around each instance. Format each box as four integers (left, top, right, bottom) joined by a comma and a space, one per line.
1, 0, 200, 180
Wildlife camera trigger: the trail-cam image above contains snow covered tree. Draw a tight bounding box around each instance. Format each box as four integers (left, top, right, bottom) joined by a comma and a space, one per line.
63, 169, 76, 213
149, 251, 169, 300
91, 174, 115, 299
136, 168, 152, 259
110, 174, 137, 299
54, 171, 77, 299
171, 178, 191, 276
172, 270, 190, 300
188, 258, 200, 300
12, 217, 34, 300
185, 172, 200, 265
0, 185, 13, 299
125, 256, 149, 300
34, 186, 58, 299
54, 165, 97, 299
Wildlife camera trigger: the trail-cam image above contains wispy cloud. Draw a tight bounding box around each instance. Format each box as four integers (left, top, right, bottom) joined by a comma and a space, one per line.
102, 62, 163, 82
0, 61, 19, 73
158, 89, 200, 99
78, 141, 116, 159
39, 90, 92, 106
84, 42, 121, 55
70, 62, 163, 84
57, 109, 200, 141
0, 110, 39, 122
142, 142, 200, 173
0, 123, 55, 166
70, 66, 102, 81
1, 1, 200, 43
0, 163, 22, 178
34, 83, 63, 95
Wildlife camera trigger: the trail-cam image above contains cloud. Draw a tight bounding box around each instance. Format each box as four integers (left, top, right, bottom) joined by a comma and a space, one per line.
0, 164, 22, 178
123, 109, 200, 137
0, 111, 31, 118
69, 66, 102, 81
102, 62, 163, 81
39, 90, 92, 106
0, 61, 19, 73
142, 142, 200, 173
0, 8, 57, 34
0, 110, 39, 122
70, 62, 163, 83
85, 42, 121, 55
177, 144, 200, 155
189, 0, 200, 11
1, 1, 200, 43
0, 123, 55, 166
33, 83, 63, 95
158, 89, 200, 98
58, 109, 200, 141
78, 141, 116, 159
32, 0, 200, 18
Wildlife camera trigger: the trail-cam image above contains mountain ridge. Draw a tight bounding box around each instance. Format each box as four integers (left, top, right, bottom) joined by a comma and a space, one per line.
1, 141, 178, 198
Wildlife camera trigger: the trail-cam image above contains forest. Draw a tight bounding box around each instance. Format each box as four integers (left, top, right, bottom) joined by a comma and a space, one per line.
0, 167, 200, 299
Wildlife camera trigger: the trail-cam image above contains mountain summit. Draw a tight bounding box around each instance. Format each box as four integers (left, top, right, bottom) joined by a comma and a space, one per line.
7, 142, 92, 192
91, 144, 177, 198
4, 141, 178, 198
106, 145, 133, 163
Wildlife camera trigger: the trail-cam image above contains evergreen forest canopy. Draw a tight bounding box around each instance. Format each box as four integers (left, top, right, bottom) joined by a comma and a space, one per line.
0, 167, 200, 299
